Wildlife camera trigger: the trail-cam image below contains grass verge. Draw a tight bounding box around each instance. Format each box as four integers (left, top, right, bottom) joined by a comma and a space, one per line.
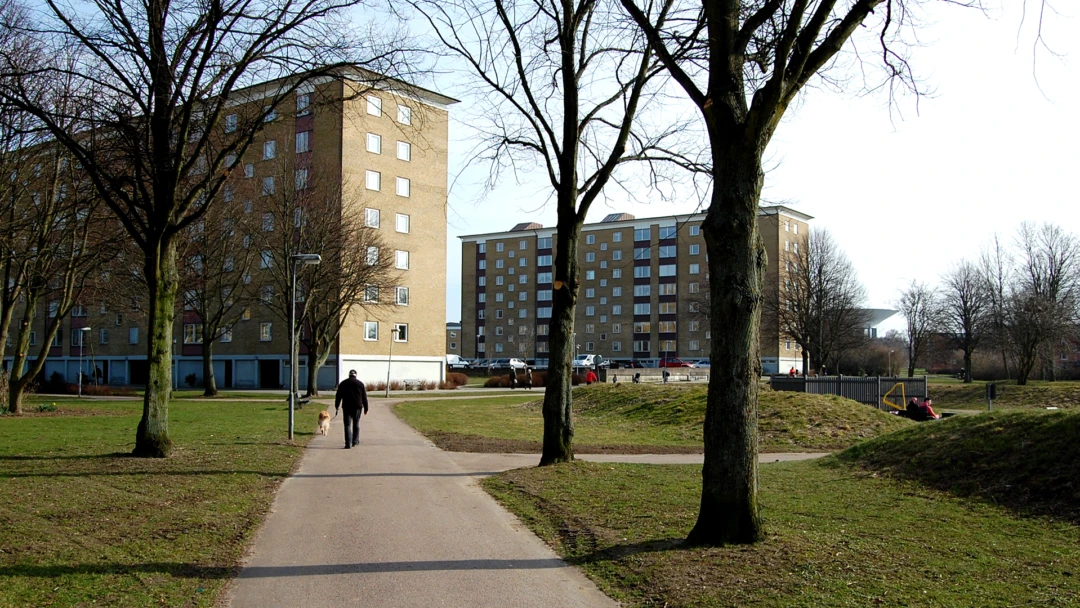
930, 381, 1080, 410
395, 384, 911, 453
484, 459, 1080, 607
0, 397, 308, 607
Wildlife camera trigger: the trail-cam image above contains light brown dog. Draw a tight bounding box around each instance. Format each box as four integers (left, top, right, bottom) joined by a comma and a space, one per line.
317, 410, 331, 436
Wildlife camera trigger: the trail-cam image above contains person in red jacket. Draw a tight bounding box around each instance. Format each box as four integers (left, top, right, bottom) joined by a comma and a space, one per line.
919, 397, 941, 420
585, 369, 598, 384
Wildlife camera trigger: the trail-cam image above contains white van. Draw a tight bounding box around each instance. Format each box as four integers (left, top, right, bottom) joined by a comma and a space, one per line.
445, 355, 472, 370
572, 354, 607, 369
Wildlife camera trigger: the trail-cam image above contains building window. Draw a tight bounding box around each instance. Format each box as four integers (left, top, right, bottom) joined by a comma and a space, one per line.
537, 290, 552, 301
395, 250, 409, 269
519, 274, 528, 284
659, 321, 677, 333
297, 93, 311, 115
689, 244, 700, 255
689, 340, 701, 351
367, 133, 382, 154
366, 208, 381, 228
364, 321, 378, 340
365, 285, 379, 303
537, 307, 552, 318
519, 257, 527, 267
585, 288, 595, 298
260, 285, 275, 304
538, 237, 552, 249
397, 141, 411, 161
585, 306, 595, 316
224, 114, 237, 132
263, 140, 276, 160
519, 240, 528, 250
496, 259, 504, 269
98, 328, 109, 345
366, 170, 381, 191
129, 327, 139, 344
634, 247, 650, 260
633, 303, 650, 315
397, 105, 412, 124
633, 266, 650, 279
659, 302, 677, 314
244, 163, 254, 178
612, 231, 622, 242
263, 105, 277, 121
519, 292, 527, 301
260, 213, 274, 232
659, 283, 676, 296
538, 255, 552, 266
478, 242, 486, 254
395, 287, 409, 305
612, 304, 622, 315
495, 293, 504, 303
689, 282, 699, 294
478, 293, 486, 303
689, 263, 700, 274
395, 213, 410, 233
366, 246, 380, 265
367, 96, 382, 116
689, 225, 700, 236
394, 323, 408, 342
659, 265, 676, 277
586, 252, 595, 263
585, 270, 595, 280
586, 234, 595, 244
260, 250, 273, 269
659, 226, 676, 239
633, 340, 650, 352
538, 272, 552, 283
478, 260, 486, 270
261, 176, 275, 195
294, 168, 308, 190
396, 177, 410, 197
518, 308, 527, 318
184, 323, 204, 344
495, 310, 503, 319
296, 131, 311, 153
478, 276, 486, 287
659, 245, 676, 258
634, 228, 650, 241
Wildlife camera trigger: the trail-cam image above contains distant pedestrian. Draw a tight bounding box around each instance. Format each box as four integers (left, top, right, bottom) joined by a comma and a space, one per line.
524, 367, 533, 389
585, 369, 597, 385
334, 370, 369, 449
788, 366, 797, 377
507, 367, 518, 389
662, 370, 670, 383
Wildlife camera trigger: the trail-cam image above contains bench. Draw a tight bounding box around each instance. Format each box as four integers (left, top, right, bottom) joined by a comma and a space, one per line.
403, 379, 422, 390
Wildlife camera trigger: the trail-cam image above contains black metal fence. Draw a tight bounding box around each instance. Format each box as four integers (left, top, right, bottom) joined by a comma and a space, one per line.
769, 376, 928, 410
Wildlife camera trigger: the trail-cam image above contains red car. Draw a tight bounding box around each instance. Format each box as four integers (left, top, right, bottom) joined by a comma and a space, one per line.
658, 358, 694, 368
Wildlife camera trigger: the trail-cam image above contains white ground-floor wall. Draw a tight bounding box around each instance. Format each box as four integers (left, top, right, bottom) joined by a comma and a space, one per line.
761, 356, 804, 376
336, 355, 447, 387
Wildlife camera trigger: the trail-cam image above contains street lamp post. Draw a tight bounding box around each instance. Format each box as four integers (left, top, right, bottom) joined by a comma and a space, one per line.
888, 350, 894, 377
77, 327, 91, 398
385, 326, 398, 398
289, 253, 322, 441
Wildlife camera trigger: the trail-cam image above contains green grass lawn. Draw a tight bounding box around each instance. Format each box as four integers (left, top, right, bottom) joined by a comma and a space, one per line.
0, 397, 308, 607
929, 380, 1080, 410
395, 384, 911, 453
485, 459, 1080, 607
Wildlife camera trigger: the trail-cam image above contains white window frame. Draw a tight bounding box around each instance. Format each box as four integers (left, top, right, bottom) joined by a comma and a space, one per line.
396, 213, 410, 233
364, 321, 379, 341
395, 250, 410, 270
367, 95, 382, 116
397, 141, 411, 161
397, 105, 412, 124
365, 208, 381, 228
396, 177, 410, 197
366, 170, 381, 191
296, 131, 311, 153
263, 140, 276, 160
367, 133, 382, 154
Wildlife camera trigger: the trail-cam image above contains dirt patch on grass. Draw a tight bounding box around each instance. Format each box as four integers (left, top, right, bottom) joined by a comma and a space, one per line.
426, 431, 704, 454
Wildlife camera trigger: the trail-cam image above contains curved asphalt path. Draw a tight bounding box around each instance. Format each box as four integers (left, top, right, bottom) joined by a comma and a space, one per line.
223, 398, 826, 607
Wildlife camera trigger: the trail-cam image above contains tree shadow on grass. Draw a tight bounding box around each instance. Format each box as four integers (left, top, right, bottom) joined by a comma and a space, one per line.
0, 452, 132, 461
565, 538, 688, 566
0, 562, 236, 579
0, 469, 288, 478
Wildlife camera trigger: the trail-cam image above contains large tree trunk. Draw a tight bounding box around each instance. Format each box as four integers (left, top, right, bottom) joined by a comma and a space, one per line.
305, 335, 332, 398
202, 340, 218, 397
134, 238, 176, 458
686, 145, 764, 546
539, 212, 581, 466
963, 349, 973, 383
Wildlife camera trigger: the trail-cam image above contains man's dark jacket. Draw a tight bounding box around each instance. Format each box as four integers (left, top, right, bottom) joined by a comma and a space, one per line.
335, 378, 369, 414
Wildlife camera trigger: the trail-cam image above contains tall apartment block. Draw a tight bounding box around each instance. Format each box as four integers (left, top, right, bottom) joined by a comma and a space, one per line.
3, 70, 457, 389
459, 206, 812, 374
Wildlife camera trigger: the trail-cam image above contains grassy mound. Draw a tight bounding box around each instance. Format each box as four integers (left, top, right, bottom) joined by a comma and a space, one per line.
573, 383, 911, 451
930, 381, 1080, 410
396, 384, 911, 453
836, 409, 1080, 524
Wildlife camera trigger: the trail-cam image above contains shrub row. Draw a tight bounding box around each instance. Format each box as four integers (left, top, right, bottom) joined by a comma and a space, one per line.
483, 371, 585, 388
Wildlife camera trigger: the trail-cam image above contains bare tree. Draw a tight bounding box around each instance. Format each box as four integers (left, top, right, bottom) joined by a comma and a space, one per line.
768, 228, 869, 375
1009, 222, 1080, 384
979, 235, 1014, 379
940, 260, 989, 383
897, 281, 942, 378
260, 163, 399, 398
409, 0, 693, 465
614, 0, 944, 544
0, 0, 417, 455
177, 186, 259, 396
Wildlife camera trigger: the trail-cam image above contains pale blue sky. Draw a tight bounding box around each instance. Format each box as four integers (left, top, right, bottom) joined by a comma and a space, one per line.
435, 1, 1079, 333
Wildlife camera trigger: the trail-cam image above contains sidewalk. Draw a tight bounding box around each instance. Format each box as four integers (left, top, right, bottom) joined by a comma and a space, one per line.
223, 398, 617, 607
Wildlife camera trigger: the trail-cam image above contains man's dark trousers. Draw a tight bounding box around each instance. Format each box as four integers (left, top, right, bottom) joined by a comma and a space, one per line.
343, 408, 361, 447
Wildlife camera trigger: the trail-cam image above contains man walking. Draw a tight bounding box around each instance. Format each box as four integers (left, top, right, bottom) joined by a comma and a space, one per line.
335, 370, 369, 448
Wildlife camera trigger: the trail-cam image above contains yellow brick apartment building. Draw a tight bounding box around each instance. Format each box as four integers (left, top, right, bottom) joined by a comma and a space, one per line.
3, 70, 457, 389
459, 206, 811, 374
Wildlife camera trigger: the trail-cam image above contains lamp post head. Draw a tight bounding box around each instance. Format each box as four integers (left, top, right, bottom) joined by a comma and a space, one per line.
80, 326, 91, 332
292, 253, 322, 265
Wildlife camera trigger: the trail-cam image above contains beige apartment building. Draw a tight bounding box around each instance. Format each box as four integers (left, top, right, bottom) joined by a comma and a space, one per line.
459, 206, 811, 374
3, 70, 457, 389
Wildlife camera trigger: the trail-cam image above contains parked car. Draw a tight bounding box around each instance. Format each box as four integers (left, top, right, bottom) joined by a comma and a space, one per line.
658, 357, 695, 368
445, 355, 472, 370
690, 359, 711, 368
488, 358, 526, 370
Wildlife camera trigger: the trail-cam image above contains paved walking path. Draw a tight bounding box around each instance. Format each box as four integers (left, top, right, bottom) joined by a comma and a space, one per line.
224, 398, 828, 607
